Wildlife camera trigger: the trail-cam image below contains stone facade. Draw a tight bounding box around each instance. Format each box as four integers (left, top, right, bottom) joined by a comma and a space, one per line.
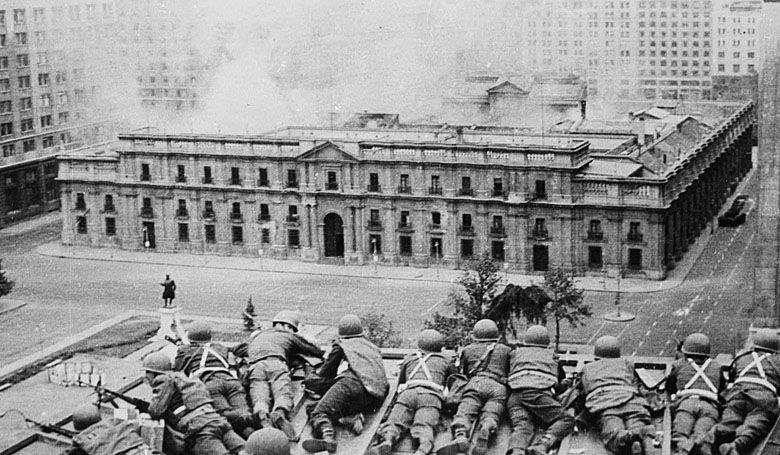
58, 104, 755, 280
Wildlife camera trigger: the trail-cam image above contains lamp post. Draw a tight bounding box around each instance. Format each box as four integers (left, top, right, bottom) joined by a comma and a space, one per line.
603, 269, 634, 322
434, 240, 440, 280
143, 227, 150, 249
371, 238, 378, 275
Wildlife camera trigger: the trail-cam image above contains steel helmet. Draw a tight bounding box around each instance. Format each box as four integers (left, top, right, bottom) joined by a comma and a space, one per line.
752, 328, 779, 353
188, 322, 212, 343
338, 314, 364, 338
472, 319, 500, 342
273, 310, 300, 332
244, 428, 291, 455
594, 335, 621, 358
142, 351, 172, 374
72, 404, 102, 431
681, 333, 711, 357
417, 329, 445, 353
524, 325, 550, 348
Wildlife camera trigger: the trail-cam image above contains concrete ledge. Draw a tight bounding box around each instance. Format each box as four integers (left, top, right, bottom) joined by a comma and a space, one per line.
0, 299, 26, 316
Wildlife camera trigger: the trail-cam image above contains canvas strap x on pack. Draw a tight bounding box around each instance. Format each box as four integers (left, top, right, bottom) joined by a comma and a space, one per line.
400, 351, 444, 393
677, 358, 718, 401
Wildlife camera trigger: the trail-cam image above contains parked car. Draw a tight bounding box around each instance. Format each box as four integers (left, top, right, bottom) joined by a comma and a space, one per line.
718, 194, 748, 227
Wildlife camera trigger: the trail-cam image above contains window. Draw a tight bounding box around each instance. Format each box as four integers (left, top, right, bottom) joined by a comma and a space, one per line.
76, 216, 87, 234
0, 78, 8, 93
534, 218, 548, 237
20, 97, 31, 110
399, 174, 410, 193
287, 169, 298, 187
288, 229, 300, 247
460, 239, 474, 258
369, 209, 380, 228
40, 94, 51, 107
327, 171, 338, 190
140, 163, 150, 181
105, 218, 116, 236
588, 220, 603, 239
232, 226, 243, 244
16, 54, 29, 67
176, 165, 186, 183
628, 248, 642, 270
368, 173, 380, 192
75, 192, 86, 210
22, 139, 34, 151
429, 175, 441, 194
19, 118, 33, 132
462, 213, 472, 228
258, 168, 268, 186
204, 200, 215, 218
535, 180, 547, 198
0, 122, 12, 136
491, 241, 505, 261
2, 144, 15, 156
532, 245, 549, 271
588, 246, 603, 268
231, 202, 242, 221
460, 176, 472, 196
261, 228, 270, 244
370, 234, 382, 255
0, 56, 7, 70
259, 203, 270, 221
38, 73, 50, 86
399, 235, 413, 256
230, 167, 241, 185
176, 199, 187, 217
40, 115, 52, 128
733, 64, 740, 73
104, 194, 114, 212
13, 8, 25, 25
491, 215, 504, 235
178, 223, 188, 242
492, 178, 504, 197
628, 222, 642, 242
431, 238, 442, 258
203, 166, 212, 184
431, 211, 441, 227
205, 224, 216, 243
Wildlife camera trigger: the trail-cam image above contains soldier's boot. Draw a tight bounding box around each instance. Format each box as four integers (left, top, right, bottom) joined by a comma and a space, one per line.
718, 443, 739, 455
527, 434, 556, 455
340, 413, 366, 435
270, 409, 298, 442
471, 420, 497, 455
303, 422, 338, 454
436, 427, 470, 455
369, 425, 400, 455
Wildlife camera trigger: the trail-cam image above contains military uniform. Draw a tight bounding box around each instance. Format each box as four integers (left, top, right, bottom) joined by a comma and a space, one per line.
306, 335, 389, 453
506, 346, 574, 455
380, 349, 456, 454
666, 356, 723, 454
147, 372, 245, 455
710, 348, 780, 454
174, 342, 254, 435
246, 327, 325, 418
63, 419, 157, 455
451, 341, 511, 435
580, 357, 652, 455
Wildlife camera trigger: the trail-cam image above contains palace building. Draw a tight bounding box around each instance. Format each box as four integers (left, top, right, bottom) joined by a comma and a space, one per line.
57, 102, 754, 280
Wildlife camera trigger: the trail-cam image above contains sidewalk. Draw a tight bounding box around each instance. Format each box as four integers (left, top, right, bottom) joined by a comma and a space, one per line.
0, 211, 60, 237
38, 239, 699, 293
0, 298, 26, 316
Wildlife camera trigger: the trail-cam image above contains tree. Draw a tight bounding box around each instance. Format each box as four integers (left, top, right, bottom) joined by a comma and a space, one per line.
0, 260, 14, 299
486, 284, 550, 341
242, 296, 256, 331
425, 255, 503, 348
360, 311, 403, 348
542, 268, 591, 352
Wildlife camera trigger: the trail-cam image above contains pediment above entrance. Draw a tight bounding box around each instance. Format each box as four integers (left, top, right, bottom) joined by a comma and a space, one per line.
297, 141, 358, 163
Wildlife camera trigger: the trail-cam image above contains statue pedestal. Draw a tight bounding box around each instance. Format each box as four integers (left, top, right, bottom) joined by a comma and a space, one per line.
153, 306, 189, 343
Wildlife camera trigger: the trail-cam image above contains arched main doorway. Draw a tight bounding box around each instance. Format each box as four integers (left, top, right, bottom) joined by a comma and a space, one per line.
323, 213, 345, 257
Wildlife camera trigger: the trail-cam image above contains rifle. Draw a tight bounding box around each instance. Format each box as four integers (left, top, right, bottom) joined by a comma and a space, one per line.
78, 380, 150, 413
0, 409, 76, 438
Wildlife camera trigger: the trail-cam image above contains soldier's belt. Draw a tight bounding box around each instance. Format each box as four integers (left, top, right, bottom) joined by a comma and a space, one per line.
509, 370, 558, 383
174, 403, 216, 428
585, 384, 636, 401
676, 388, 719, 402
399, 379, 445, 394
248, 354, 287, 366
733, 376, 777, 393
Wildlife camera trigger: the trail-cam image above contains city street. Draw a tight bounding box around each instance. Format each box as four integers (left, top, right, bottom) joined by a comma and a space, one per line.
0, 173, 761, 364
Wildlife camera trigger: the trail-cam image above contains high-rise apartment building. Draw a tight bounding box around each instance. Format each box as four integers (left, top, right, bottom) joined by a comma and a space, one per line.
0, 0, 219, 226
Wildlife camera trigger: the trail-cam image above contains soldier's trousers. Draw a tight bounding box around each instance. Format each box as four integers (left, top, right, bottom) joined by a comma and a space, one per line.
311, 376, 383, 435
597, 401, 652, 455
381, 388, 442, 454
451, 376, 507, 433
205, 373, 253, 432
713, 387, 779, 454
186, 414, 245, 455
671, 396, 719, 454
507, 388, 575, 453
247, 357, 293, 416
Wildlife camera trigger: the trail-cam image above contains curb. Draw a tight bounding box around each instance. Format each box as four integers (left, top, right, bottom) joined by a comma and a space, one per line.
0, 299, 26, 316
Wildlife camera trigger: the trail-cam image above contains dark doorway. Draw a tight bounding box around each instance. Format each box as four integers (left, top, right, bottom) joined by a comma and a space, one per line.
324, 213, 344, 257
532, 245, 548, 271
142, 222, 156, 249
